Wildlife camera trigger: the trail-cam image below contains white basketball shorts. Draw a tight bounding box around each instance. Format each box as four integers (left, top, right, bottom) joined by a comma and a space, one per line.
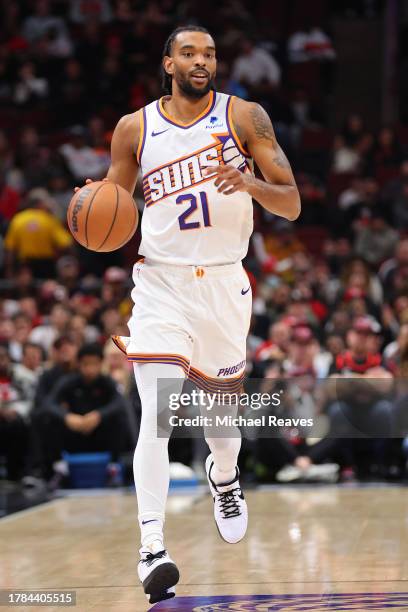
112, 258, 252, 393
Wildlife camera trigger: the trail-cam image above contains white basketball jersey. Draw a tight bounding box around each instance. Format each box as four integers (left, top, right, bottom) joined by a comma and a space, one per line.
137, 91, 253, 265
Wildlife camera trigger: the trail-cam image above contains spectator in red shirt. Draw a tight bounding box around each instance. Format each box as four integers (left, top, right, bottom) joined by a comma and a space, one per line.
329, 316, 384, 375
0, 171, 20, 225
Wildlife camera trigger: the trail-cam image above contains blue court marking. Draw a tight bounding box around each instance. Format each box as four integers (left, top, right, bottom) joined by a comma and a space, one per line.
151, 592, 408, 611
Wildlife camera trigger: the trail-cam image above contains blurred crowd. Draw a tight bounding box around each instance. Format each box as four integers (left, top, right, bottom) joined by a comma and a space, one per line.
1, 0, 407, 487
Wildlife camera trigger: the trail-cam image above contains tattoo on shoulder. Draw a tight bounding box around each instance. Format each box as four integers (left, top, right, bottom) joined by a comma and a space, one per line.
249, 104, 276, 142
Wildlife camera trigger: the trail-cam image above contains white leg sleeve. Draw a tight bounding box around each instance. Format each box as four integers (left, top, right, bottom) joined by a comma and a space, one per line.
133, 362, 185, 546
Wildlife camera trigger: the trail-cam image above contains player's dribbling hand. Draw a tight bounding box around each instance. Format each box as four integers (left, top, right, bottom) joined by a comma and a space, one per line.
73, 177, 110, 193
203, 165, 252, 195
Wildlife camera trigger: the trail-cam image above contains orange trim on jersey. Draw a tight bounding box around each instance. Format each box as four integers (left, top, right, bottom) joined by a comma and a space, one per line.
136, 109, 145, 164
228, 96, 250, 157
159, 91, 215, 128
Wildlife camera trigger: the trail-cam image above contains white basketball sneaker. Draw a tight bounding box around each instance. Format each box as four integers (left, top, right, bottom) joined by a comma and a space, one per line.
137, 539, 179, 604
205, 454, 248, 544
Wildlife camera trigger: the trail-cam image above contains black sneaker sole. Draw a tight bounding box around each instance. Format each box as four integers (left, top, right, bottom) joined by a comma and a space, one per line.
143, 562, 180, 604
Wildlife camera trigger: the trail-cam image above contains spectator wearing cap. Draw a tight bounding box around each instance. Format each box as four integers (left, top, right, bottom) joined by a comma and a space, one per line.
330, 316, 385, 375
3, 188, 72, 278
326, 316, 393, 473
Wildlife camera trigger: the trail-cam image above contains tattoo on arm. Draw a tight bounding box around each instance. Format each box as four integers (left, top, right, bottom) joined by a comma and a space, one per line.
250, 103, 290, 169
272, 145, 290, 169
250, 104, 275, 141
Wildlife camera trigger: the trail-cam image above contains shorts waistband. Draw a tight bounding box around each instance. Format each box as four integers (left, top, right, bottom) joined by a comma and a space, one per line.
141, 258, 243, 278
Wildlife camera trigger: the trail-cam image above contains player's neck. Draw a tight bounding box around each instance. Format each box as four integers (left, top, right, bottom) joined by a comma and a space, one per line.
163, 91, 212, 125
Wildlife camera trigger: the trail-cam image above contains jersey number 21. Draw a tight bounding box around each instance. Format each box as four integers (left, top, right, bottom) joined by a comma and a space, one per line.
177, 192, 211, 230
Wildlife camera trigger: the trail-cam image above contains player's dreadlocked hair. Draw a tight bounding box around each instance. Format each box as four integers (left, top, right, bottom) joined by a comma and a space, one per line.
161, 25, 211, 94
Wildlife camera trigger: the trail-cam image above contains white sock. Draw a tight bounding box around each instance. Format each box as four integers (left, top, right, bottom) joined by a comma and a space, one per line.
202, 401, 241, 485
206, 438, 241, 484
140, 519, 164, 549
133, 363, 185, 548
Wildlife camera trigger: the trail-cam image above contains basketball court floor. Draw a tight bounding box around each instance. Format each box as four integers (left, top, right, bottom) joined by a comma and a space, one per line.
1, 485, 408, 611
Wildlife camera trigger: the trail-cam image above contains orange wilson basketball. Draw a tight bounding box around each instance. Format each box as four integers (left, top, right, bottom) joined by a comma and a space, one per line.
67, 180, 138, 252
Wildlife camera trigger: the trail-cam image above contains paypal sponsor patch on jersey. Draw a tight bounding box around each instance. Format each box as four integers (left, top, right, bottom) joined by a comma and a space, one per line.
206, 115, 224, 129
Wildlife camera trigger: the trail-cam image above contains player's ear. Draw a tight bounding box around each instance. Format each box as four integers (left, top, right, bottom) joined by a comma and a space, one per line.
163, 56, 174, 76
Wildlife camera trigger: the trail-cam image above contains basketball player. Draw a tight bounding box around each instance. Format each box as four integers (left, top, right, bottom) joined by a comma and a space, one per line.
77, 25, 300, 604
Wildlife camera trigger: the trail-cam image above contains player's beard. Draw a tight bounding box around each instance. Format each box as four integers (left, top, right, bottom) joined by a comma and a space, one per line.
174, 70, 214, 99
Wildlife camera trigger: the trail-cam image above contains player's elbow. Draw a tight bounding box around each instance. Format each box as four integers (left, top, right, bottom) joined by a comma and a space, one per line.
286, 190, 301, 221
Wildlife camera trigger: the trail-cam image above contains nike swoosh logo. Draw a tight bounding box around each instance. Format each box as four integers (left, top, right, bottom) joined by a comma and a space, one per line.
241, 287, 251, 295
151, 129, 169, 137
141, 519, 158, 525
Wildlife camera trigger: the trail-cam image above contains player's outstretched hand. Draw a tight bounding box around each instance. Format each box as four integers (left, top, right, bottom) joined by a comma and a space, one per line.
73, 177, 110, 193
203, 165, 252, 195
